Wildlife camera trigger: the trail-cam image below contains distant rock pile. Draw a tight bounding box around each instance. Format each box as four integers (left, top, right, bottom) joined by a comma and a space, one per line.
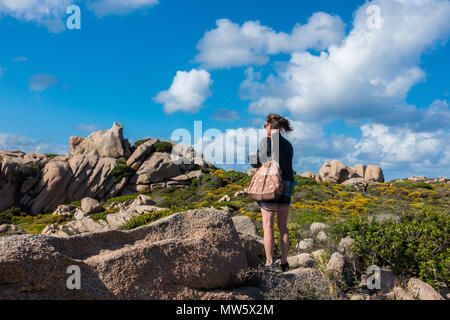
42, 195, 165, 237
0, 123, 213, 215
301, 160, 385, 185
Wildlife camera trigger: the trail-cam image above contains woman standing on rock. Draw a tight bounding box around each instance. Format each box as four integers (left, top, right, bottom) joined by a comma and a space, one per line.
249, 114, 296, 272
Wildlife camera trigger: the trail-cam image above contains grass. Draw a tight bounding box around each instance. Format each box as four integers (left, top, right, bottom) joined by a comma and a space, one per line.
12, 213, 71, 234
90, 208, 119, 222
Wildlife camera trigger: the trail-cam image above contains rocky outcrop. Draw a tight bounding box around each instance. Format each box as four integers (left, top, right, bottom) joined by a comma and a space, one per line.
70, 122, 131, 158
305, 160, 385, 185
364, 165, 385, 183
342, 178, 368, 188
43, 195, 165, 237
319, 160, 358, 184
0, 209, 249, 300
21, 154, 124, 214
0, 123, 212, 215
407, 278, 444, 300
300, 171, 321, 183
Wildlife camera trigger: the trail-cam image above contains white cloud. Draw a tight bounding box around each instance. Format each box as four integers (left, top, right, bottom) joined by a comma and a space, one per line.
204, 120, 449, 180
153, 69, 213, 114
29, 74, 59, 91
87, 0, 159, 17
0, 0, 72, 33
0, 132, 69, 154
0, 0, 159, 31
240, 0, 450, 125
195, 12, 345, 69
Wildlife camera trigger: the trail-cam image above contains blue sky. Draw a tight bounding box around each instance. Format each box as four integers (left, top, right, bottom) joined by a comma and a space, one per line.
0, 0, 449, 181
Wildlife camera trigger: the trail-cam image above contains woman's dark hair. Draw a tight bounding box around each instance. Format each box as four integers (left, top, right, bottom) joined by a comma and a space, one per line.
266, 114, 293, 132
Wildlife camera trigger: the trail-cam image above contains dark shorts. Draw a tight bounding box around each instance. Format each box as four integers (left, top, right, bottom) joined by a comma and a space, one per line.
259, 195, 292, 207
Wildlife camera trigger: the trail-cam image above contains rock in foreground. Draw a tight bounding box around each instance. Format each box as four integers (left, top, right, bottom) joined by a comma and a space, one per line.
0, 209, 249, 300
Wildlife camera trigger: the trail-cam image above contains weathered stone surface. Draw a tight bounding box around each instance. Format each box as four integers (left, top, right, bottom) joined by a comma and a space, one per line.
312, 249, 327, 264
81, 198, 103, 215
0, 209, 249, 299
0, 183, 16, 212
407, 278, 444, 300
0, 224, 26, 236
364, 165, 385, 183
297, 239, 314, 251
352, 164, 367, 178
287, 253, 315, 268
219, 195, 231, 202
126, 139, 159, 169
232, 216, 263, 257
338, 237, 355, 255
70, 122, 131, 158
239, 234, 265, 257
23, 155, 120, 215
232, 216, 258, 237
326, 252, 345, 278
316, 231, 328, 242
386, 287, 414, 300
136, 152, 181, 184
301, 171, 320, 182
319, 160, 356, 184
310, 222, 328, 234
342, 178, 368, 188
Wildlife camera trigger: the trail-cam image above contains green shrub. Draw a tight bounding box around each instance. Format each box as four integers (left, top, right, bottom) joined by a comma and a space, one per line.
45, 154, 59, 160
393, 181, 433, 190
121, 208, 180, 230
0, 207, 27, 225
104, 193, 140, 206
331, 208, 449, 288
90, 208, 118, 222
153, 141, 173, 153
71, 200, 81, 207
134, 139, 151, 148
110, 160, 135, 183
295, 176, 318, 187
21, 164, 39, 177
12, 213, 70, 234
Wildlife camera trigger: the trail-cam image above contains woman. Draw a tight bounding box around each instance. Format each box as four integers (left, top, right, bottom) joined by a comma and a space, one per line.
249, 114, 296, 272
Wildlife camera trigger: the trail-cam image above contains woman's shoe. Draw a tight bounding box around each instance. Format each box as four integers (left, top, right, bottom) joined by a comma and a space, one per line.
264, 263, 276, 271
280, 262, 290, 272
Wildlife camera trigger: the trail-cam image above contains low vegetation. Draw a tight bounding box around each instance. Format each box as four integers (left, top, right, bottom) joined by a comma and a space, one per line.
331, 208, 449, 288
153, 141, 173, 153
1, 168, 448, 289
110, 160, 135, 183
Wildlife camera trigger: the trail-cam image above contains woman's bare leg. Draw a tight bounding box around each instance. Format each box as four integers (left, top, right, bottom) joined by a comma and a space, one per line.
277, 205, 290, 264
261, 206, 275, 266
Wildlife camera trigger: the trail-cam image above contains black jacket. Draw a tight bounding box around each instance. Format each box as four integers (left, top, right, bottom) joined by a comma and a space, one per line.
249, 132, 295, 182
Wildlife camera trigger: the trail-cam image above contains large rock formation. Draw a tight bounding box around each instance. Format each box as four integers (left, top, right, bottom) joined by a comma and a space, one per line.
0, 123, 213, 215
0, 209, 250, 300
318, 160, 358, 184
70, 122, 131, 158
303, 160, 385, 185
